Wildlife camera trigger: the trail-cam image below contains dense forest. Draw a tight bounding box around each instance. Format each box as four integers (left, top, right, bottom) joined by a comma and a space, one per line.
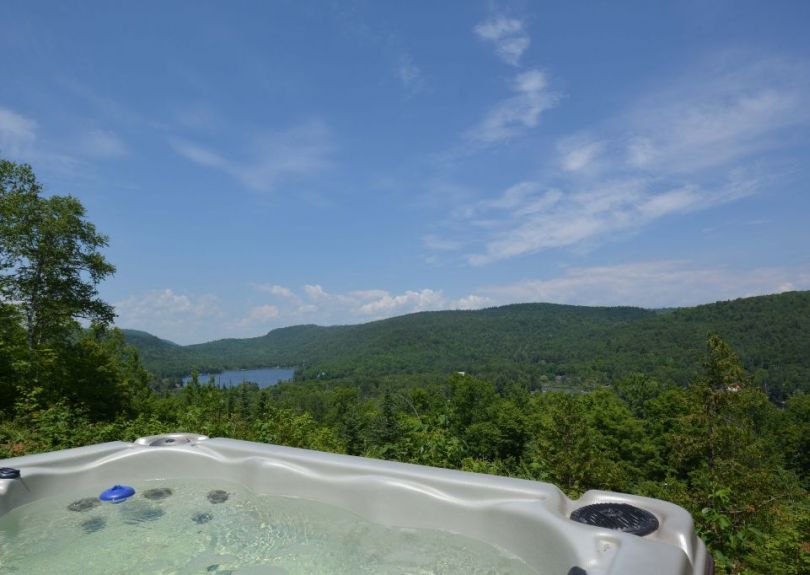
126, 291, 810, 401
1, 159, 808, 574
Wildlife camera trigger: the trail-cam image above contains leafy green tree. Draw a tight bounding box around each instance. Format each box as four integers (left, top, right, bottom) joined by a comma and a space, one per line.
778, 394, 810, 486
57, 327, 153, 419
0, 302, 26, 413
524, 392, 622, 495
692, 333, 753, 471
0, 159, 115, 349
254, 407, 344, 452
328, 387, 366, 455
649, 334, 805, 573
613, 373, 664, 418
447, 373, 498, 431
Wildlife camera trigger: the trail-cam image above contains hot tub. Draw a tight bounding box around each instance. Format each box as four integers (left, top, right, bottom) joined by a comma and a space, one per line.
0, 433, 712, 574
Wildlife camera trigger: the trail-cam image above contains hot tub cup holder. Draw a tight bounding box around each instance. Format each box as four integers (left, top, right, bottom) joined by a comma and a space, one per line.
134, 433, 209, 447
0, 467, 21, 479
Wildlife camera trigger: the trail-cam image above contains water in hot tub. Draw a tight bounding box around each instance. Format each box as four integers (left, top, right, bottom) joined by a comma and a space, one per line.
0, 478, 536, 574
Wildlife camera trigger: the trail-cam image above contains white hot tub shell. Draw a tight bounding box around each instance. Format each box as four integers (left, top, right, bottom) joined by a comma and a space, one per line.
0, 433, 712, 575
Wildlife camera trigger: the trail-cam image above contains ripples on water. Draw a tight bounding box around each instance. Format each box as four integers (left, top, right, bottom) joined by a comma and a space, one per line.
0, 478, 536, 574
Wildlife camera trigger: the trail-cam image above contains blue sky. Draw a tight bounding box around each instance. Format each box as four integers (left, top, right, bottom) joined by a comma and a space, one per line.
2, 1, 809, 344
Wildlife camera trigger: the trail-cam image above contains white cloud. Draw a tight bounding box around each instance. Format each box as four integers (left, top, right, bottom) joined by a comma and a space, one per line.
114, 289, 222, 344
398, 54, 425, 94
269, 285, 295, 299
434, 55, 807, 265
80, 129, 127, 158
558, 136, 604, 172
0, 105, 128, 179
171, 119, 333, 192
355, 288, 443, 315
423, 235, 463, 251
251, 283, 303, 304
303, 284, 331, 301
245, 284, 451, 323
1, 105, 130, 167
235, 304, 280, 328
474, 16, 530, 66
115, 289, 220, 320
477, 261, 810, 309
349, 289, 390, 300
466, 174, 751, 265
450, 294, 493, 310
623, 59, 805, 173
474, 16, 523, 40
466, 69, 558, 145
175, 103, 221, 131
171, 139, 229, 169
0, 106, 37, 157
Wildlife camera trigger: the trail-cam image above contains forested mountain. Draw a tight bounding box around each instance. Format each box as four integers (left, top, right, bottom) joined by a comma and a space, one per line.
124, 291, 810, 399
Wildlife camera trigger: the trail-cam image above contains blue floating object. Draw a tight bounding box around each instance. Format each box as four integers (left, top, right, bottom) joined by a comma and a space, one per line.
99, 485, 135, 503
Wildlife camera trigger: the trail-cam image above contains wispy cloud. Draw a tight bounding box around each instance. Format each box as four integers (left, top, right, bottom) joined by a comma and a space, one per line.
465, 174, 753, 266
245, 283, 484, 325
175, 103, 222, 131
355, 288, 443, 315
398, 54, 426, 95
0, 106, 37, 156
451, 294, 494, 310
303, 284, 332, 302
252, 283, 302, 303
171, 119, 333, 192
1, 103, 131, 178
235, 304, 280, 328
326, 4, 427, 97
454, 14, 554, 152
79, 129, 127, 158
558, 135, 604, 173
0, 104, 115, 177
422, 234, 463, 251
433, 55, 808, 265
474, 261, 810, 309
114, 289, 222, 343
171, 139, 228, 169
465, 69, 558, 145
623, 56, 807, 174
474, 16, 530, 66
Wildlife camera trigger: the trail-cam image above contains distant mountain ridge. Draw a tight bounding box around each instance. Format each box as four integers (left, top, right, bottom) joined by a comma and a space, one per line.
123, 291, 810, 398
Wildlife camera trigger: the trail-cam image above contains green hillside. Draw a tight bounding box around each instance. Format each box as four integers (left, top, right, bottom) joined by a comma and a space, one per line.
124, 291, 810, 398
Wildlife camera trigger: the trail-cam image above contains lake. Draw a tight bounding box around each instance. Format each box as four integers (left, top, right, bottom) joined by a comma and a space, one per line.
182, 367, 295, 389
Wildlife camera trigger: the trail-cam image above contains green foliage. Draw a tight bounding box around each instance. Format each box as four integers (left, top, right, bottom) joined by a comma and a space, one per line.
525, 392, 625, 495
254, 408, 344, 452
0, 302, 27, 412
778, 394, 810, 485
698, 487, 765, 572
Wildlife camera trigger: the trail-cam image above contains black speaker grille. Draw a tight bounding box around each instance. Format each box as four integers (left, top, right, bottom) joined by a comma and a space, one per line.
570, 502, 659, 536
